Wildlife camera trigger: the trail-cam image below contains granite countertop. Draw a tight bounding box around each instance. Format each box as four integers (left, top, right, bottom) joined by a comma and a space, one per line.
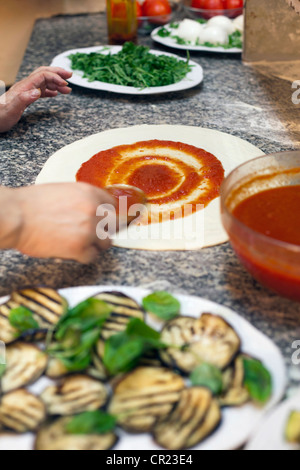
0, 13, 300, 392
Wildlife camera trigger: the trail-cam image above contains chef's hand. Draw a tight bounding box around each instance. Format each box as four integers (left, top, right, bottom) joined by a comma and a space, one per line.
0, 183, 117, 263
0, 66, 72, 133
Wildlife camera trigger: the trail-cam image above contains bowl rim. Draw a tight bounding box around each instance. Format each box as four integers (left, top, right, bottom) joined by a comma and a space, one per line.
220, 150, 300, 254
183, 6, 244, 13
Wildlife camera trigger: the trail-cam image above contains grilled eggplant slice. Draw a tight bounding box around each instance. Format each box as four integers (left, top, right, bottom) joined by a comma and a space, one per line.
93, 291, 144, 340
40, 375, 108, 416
219, 356, 249, 407
160, 314, 241, 374
0, 389, 46, 433
87, 351, 108, 382
46, 358, 69, 380
35, 417, 117, 450
153, 387, 221, 449
0, 288, 68, 344
1, 342, 47, 393
108, 367, 185, 433
139, 350, 163, 368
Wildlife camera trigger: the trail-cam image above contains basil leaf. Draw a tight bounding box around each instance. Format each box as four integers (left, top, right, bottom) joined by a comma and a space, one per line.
104, 334, 144, 375
48, 298, 112, 372
142, 291, 180, 321
126, 318, 160, 341
9, 307, 39, 333
103, 318, 165, 375
66, 411, 117, 435
243, 357, 272, 404
190, 363, 223, 396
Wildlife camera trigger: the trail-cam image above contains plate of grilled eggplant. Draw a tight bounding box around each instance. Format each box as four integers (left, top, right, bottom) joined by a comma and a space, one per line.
0, 286, 286, 450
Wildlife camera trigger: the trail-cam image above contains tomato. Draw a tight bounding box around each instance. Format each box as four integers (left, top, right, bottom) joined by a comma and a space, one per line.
142, 0, 172, 17
224, 0, 243, 8
201, 0, 224, 9
136, 1, 143, 17
191, 0, 206, 8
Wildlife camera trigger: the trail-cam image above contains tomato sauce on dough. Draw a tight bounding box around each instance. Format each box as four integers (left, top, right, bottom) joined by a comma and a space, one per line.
76, 140, 224, 222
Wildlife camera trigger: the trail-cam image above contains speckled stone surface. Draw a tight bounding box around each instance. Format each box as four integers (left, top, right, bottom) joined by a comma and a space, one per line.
1, 13, 300, 392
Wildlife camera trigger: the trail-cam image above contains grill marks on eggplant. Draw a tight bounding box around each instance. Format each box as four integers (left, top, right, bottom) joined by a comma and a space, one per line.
0, 390, 46, 433
219, 356, 249, 407
1, 343, 47, 394
160, 314, 241, 374
93, 292, 144, 340
35, 417, 118, 451
0, 288, 68, 344
153, 387, 221, 449
10, 288, 67, 327
109, 367, 185, 433
40, 375, 109, 416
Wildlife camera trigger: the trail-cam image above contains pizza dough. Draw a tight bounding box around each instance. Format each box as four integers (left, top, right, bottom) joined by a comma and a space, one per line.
36, 125, 264, 251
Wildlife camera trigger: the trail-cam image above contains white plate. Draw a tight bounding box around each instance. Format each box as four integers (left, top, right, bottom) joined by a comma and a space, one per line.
151, 23, 242, 53
35, 125, 264, 251
50, 46, 203, 95
0, 286, 287, 451
246, 390, 300, 451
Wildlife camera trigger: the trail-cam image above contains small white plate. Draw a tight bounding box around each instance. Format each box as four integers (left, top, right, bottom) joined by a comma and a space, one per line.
246, 390, 300, 451
151, 23, 242, 53
0, 286, 287, 451
51, 45, 203, 95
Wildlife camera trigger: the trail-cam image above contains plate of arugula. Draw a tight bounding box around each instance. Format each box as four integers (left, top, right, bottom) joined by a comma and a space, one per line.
0, 285, 286, 450
50, 43, 203, 95
151, 20, 243, 53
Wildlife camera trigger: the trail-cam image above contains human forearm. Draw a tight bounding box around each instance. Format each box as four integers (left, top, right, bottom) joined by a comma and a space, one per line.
0, 186, 23, 249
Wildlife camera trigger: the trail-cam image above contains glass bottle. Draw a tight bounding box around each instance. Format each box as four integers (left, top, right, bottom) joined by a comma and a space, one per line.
106, 0, 138, 45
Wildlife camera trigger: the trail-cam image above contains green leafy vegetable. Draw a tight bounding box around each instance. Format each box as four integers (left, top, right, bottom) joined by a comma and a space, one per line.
157, 27, 171, 37
9, 307, 39, 333
190, 363, 223, 396
47, 298, 112, 372
103, 318, 166, 375
69, 42, 192, 89
66, 411, 117, 435
243, 357, 272, 404
142, 291, 180, 321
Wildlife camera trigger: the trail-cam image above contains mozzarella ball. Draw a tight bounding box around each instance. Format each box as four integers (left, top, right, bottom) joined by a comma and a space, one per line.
201, 26, 228, 45
207, 15, 235, 35
177, 19, 204, 43
233, 15, 244, 33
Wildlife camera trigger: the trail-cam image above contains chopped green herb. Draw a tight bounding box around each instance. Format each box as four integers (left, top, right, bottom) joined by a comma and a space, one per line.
142, 291, 180, 321
157, 27, 171, 37
66, 411, 117, 435
69, 42, 192, 89
169, 22, 180, 29
190, 363, 223, 396
243, 357, 272, 404
9, 307, 39, 333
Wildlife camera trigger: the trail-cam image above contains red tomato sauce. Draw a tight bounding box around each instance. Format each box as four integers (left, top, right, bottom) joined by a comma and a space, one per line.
230, 184, 300, 301
76, 140, 224, 222
233, 185, 300, 246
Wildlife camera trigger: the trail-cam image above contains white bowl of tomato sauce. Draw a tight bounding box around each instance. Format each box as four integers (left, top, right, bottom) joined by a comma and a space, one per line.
221, 152, 300, 301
